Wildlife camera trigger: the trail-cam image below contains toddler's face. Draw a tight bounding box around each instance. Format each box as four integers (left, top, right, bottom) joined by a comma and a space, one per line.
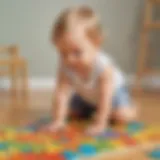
55, 32, 97, 70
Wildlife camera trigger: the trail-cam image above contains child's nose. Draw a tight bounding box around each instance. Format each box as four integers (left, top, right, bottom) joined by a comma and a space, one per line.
68, 55, 75, 63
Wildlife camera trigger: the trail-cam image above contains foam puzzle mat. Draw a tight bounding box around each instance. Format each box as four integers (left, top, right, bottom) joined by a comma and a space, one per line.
0, 118, 159, 160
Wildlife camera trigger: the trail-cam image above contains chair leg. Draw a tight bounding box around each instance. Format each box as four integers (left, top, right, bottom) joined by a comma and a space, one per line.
133, 74, 143, 95
21, 63, 28, 92
10, 64, 17, 93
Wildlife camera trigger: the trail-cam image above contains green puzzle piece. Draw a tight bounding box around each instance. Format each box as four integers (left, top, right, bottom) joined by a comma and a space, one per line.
9, 142, 33, 153
32, 143, 45, 153
95, 140, 115, 152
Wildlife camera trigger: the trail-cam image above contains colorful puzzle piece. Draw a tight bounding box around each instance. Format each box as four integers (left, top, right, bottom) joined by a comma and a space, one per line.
126, 122, 144, 135
63, 151, 78, 160
95, 140, 115, 151
149, 147, 160, 159
0, 152, 7, 160
0, 120, 159, 160
78, 144, 96, 157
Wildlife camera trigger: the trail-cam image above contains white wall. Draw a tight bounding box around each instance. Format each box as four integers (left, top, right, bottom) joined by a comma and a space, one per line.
0, 0, 145, 77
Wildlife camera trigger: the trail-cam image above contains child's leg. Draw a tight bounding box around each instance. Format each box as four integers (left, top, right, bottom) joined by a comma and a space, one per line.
69, 94, 96, 119
111, 86, 138, 124
111, 104, 138, 124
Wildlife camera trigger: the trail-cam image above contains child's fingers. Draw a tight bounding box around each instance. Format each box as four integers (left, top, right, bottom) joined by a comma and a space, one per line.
85, 126, 97, 136
40, 123, 66, 133
85, 125, 106, 136
40, 125, 57, 133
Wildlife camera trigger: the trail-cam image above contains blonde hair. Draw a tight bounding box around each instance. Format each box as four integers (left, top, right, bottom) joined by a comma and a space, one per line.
52, 6, 103, 44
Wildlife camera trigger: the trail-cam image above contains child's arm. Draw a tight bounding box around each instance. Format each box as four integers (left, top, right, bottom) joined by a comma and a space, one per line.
87, 67, 114, 135
96, 67, 114, 124
49, 68, 72, 131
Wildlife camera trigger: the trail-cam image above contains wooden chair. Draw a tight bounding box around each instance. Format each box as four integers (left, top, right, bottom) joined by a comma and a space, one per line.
0, 45, 28, 92
135, 0, 160, 91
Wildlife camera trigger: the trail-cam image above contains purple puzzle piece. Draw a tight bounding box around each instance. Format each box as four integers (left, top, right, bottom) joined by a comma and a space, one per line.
103, 130, 119, 138
96, 130, 120, 139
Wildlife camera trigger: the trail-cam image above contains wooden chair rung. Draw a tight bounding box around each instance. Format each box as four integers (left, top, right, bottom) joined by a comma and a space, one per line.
146, 69, 160, 75
150, 0, 160, 3
0, 70, 10, 76
0, 59, 25, 66
145, 21, 160, 29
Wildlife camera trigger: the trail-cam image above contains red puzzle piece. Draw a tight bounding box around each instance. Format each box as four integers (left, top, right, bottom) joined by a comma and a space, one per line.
11, 153, 38, 160
121, 134, 137, 146
40, 153, 65, 160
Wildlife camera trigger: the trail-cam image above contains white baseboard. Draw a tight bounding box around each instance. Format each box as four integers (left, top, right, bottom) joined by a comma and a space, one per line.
0, 77, 56, 90
129, 75, 160, 90
0, 75, 160, 90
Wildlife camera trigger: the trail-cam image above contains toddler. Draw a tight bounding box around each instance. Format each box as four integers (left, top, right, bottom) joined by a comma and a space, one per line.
48, 6, 137, 135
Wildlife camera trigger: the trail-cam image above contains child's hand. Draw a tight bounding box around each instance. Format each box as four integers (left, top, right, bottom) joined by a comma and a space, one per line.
85, 122, 106, 136
43, 120, 66, 132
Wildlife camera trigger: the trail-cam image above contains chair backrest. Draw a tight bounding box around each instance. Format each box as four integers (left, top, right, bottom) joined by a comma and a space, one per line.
0, 45, 19, 58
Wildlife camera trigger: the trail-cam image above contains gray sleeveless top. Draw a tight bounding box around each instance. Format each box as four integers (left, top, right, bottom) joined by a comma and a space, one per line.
61, 51, 125, 105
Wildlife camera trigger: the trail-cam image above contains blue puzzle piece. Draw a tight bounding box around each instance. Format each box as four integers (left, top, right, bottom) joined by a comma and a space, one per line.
26, 126, 37, 132
0, 142, 8, 151
18, 126, 36, 132
78, 144, 96, 157
149, 148, 160, 159
27, 117, 52, 130
63, 151, 79, 160
127, 122, 144, 134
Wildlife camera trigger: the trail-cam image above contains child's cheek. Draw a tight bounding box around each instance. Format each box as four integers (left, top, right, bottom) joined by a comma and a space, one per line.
84, 53, 92, 65
81, 57, 89, 66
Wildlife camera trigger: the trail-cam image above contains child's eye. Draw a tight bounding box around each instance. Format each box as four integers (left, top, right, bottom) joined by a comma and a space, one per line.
60, 52, 66, 57
73, 51, 81, 57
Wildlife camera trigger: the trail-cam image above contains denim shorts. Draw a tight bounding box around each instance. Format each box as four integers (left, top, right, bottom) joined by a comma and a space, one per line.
70, 86, 131, 118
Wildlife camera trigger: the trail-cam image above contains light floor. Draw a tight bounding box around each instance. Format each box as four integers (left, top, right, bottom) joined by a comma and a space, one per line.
0, 90, 160, 160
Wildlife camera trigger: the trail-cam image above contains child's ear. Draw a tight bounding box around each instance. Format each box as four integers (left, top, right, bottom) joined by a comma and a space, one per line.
95, 35, 103, 47
90, 35, 103, 48
87, 30, 103, 48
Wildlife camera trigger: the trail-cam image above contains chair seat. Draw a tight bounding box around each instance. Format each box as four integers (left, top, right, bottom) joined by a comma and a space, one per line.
0, 58, 26, 66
